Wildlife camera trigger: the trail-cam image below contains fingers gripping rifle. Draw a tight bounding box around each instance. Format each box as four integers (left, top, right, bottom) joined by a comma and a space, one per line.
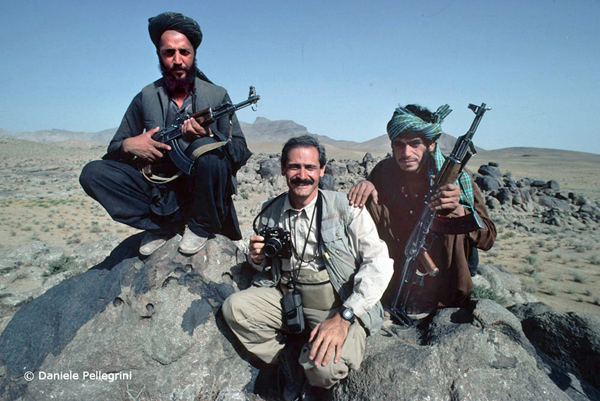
141, 86, 260, 182
390, 103, 491, 326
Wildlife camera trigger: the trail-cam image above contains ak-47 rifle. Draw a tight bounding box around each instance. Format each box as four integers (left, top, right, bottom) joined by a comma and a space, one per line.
141, 86, 260, 181
390, 103, 491, 326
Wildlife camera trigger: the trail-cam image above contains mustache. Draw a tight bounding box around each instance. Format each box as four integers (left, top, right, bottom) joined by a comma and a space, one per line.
169, 65, 188, 72
290, 177, 315, 185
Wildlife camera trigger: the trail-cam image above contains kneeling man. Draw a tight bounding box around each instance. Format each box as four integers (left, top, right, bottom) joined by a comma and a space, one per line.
223, 135, 393, 400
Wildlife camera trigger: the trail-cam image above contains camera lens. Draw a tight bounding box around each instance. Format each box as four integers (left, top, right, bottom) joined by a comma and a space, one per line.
263, 238, 283, 258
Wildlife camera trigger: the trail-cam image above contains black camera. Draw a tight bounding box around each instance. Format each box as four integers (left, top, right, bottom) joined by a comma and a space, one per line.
259, 227, 292, 259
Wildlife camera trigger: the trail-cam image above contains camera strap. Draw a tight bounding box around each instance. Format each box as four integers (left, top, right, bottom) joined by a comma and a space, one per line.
252, 193, 287, 235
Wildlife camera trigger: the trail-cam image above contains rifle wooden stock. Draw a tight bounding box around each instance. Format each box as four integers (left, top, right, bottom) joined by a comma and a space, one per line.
417, 250, 439, 277
435, 157, 464, 187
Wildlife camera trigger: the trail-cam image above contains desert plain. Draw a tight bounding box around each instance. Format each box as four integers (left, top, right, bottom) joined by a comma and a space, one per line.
0, 135, 599, 331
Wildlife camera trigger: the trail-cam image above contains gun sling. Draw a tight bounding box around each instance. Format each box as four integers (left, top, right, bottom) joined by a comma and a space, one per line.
142, 121, 233, 184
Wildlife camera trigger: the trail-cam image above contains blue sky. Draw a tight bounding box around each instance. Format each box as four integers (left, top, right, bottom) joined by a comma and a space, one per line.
1, 0, 599, 154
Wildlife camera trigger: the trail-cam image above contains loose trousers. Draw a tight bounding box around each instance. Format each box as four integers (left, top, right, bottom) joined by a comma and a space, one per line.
222, 286, 366, 389
79, 149, 240, 239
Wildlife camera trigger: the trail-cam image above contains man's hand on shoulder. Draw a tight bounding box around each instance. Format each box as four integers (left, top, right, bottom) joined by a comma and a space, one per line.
122, 127, 171, 162
307, 312, 350, 367
181, 117, 212, 142
429, 183, 465, 217
348, 180, 378, 207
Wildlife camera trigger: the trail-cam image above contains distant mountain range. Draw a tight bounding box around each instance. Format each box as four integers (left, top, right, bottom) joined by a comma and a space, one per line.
0, 117, 463, 155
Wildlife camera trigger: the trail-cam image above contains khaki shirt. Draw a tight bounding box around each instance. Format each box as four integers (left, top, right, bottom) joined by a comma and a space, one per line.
253, 193, 394, 318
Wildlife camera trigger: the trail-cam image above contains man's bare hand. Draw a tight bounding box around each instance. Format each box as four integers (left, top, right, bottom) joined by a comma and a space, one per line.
348, 180, 378, 207
181, 117, 212, 142
429, 183, 465, 216
249, 235, 266, 265
122, 127, 171, 162
307, 312, 350, 367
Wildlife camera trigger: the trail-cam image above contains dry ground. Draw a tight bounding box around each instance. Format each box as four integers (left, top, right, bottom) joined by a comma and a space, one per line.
0, 138, 598, 316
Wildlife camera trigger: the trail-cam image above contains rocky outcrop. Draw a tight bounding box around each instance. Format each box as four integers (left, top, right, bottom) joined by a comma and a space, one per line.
474, 162, 600, 229
335, 301, 600, 401
0, 233, 253, 401
1, 234, 599, 401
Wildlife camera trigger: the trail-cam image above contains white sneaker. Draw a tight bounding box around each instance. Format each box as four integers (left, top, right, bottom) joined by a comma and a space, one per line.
139, 232, 169, 256
178, 227, 208, 255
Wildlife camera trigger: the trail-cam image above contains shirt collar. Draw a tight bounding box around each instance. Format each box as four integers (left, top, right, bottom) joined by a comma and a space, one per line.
282, 191, 319, 218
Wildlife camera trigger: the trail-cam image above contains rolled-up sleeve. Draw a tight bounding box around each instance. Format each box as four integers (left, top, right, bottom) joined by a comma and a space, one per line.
342, 206, 394, 318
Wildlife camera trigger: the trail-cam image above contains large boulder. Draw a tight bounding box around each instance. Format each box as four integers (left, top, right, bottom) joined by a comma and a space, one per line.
538, 195, 571, 211
0, 233, 254, 401
509, 303, 600, 390
334, 300, 600, 401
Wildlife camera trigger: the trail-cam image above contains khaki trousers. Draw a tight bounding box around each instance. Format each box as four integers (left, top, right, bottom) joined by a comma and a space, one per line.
222, 286, 366, 388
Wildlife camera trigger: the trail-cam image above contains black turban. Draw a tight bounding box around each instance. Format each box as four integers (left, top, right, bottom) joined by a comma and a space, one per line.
148, 12, 203, 50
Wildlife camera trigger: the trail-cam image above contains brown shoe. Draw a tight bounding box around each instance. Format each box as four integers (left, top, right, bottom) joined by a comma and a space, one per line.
178, 226, 208, 255
139, 232, 169, 256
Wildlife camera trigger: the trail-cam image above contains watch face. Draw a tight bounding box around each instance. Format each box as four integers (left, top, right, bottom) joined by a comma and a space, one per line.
343, 308, 353, 319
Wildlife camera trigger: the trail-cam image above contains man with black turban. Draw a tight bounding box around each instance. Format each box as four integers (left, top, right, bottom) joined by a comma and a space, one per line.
348, 104, 496, 322
80, 12, 252, 255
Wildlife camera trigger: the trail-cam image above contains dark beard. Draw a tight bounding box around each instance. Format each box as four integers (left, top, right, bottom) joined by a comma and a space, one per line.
160, 59, 197, 96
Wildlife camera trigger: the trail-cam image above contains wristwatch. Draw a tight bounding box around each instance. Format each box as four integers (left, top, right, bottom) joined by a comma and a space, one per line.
339, 306, 355, 324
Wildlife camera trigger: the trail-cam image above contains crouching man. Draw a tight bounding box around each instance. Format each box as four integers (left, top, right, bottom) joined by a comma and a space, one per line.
222, 135, 394, 400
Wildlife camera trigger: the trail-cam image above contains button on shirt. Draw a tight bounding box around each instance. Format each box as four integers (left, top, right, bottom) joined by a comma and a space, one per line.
280, 194, 325, 273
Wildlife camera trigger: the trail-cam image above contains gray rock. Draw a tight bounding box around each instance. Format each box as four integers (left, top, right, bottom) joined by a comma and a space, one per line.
325, 161, 348, 177
346, 162, 361, 175
486, 195, 501, 210
476, 175, 502, 191
319, 174, 336, 190
546, 180, 560, 191
475, 264, 538, 306
509, 303, 600, 395
334, 300, 593, 401
496, 188, 513, 205
0, 242, 63, 272
539, 195, 571, 211
478, 164, 502, 178
258, 159, 280, 179
0, 234, 254, 401
518, 177, 533, 187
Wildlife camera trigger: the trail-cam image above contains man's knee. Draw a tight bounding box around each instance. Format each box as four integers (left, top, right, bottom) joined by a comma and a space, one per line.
221, 293, 237, 326
300, 345, 350, 389
79, 160, 106, 195
221, 291, 251, 329
193, 151, 230, 177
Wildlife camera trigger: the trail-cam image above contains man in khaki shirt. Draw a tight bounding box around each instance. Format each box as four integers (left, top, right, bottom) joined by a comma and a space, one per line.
222, 135, 393, 400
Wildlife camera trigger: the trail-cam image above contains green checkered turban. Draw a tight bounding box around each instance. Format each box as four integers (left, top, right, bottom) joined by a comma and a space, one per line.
387, 104, 452, 142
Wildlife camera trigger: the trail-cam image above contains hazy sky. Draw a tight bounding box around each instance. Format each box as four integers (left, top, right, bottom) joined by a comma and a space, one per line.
1, 0, 599, 154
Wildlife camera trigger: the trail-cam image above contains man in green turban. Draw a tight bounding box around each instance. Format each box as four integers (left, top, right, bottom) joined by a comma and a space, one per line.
348, 104, 496, 321
80, 12, 251, 256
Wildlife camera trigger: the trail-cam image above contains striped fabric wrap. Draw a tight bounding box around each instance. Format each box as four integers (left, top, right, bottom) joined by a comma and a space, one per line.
429, 145, 475, 208
387, 104, 452, 142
